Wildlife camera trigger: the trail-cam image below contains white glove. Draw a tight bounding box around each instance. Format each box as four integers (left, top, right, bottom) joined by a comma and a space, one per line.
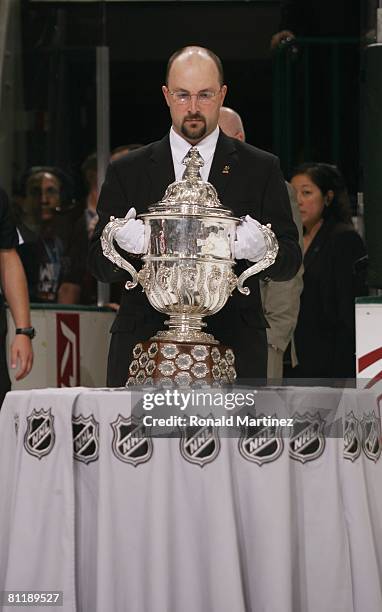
114, 207, 147, 255
234, 215, 267, 262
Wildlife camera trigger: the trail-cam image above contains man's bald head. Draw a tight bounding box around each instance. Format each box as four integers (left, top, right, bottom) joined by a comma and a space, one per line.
166, 46, 224, 86
219, 106, 246, 142
163, 46, 227, 144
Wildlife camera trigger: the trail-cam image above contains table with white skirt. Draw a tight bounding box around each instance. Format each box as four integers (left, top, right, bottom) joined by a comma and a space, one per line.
0, 386, 381, 612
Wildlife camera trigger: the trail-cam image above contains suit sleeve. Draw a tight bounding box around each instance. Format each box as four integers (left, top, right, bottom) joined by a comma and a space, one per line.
88, 163, 132, 284
260, 157, 302, 281
260, 268, 304, 351
259, 181, 304, 350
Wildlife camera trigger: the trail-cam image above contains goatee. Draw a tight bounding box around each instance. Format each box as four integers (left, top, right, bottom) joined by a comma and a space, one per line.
181, 115, 207, 141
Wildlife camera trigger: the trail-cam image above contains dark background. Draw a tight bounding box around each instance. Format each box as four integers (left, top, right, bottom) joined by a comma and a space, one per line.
21, 2, 290, 171
21, 1, 360, 193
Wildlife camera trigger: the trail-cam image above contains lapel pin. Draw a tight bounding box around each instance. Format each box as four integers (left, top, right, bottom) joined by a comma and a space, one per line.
222, 165, 230, 174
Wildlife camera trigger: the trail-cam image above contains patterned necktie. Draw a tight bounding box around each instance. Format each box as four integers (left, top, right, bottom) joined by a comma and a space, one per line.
182, 147, 204, 179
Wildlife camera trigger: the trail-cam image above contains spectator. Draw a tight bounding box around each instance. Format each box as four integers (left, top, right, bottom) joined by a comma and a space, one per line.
58, 153, 99, 304
58, 146, 143, 305
218, 107, 245, 142
17, 167, 72, 303
288, 162, 367, 380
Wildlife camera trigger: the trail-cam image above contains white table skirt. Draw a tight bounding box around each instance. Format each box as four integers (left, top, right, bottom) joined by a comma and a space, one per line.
0, 387, 381, 612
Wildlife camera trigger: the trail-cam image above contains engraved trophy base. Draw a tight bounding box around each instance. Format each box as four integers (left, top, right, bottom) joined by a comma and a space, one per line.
126, 339, 236, 387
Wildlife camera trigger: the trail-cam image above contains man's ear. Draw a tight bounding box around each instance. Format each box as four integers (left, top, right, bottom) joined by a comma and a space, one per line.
220, 84, 227, 105
162, 85, 170, 107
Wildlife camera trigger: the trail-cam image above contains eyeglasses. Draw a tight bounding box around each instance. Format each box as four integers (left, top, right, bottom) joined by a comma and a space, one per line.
168, 89, 221, 106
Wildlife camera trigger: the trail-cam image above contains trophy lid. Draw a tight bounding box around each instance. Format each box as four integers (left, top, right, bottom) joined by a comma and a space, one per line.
146, 147, 235, 218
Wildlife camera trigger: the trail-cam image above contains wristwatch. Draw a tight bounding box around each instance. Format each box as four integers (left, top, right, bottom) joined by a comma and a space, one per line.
15, 327, 36, 339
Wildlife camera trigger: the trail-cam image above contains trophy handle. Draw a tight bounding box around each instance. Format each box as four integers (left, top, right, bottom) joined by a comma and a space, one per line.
237, 222, 279, 295
101, 216, 139, 290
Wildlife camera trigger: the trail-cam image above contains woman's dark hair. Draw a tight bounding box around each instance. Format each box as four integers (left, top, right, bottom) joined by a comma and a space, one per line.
290, 162, 352, 224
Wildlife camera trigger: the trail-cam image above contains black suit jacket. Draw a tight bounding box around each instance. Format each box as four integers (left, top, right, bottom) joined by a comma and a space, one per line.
89, 131, 301, 384
292, 219, 367, 380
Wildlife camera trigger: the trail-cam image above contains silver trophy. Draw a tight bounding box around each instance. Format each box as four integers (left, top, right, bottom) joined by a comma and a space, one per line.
101, 148, 278, 385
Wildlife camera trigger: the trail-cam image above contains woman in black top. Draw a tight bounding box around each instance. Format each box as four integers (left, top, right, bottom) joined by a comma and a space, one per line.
289, 163, 367, 380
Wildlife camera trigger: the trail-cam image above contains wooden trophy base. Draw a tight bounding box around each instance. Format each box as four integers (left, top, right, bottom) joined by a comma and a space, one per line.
126, 339, 236, 387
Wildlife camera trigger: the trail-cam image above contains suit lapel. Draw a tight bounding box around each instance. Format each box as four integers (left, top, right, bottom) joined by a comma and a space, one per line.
147, 131, 238, 204
148, 134, 175, 203
208, 130, 238, 199
304, 219, 334, 270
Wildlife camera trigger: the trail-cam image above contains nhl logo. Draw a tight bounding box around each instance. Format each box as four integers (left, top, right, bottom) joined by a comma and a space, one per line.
239, 414, 283, 466
289, 412, 325, 463
72, 414, 99, 464
343, 412, 361, 462
24, 408, 55, 459
180, 416, 220, 467
111, 415, 153, 467
361, 412, 381, 462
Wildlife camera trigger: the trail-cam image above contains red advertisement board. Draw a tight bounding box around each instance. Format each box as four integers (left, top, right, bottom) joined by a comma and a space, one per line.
56, 313, 80, 387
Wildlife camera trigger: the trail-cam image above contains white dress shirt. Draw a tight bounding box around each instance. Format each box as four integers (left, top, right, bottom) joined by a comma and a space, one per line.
169, 126, 220, 182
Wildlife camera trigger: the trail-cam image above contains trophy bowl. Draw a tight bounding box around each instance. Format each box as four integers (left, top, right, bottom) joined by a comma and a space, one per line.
137, 208, 239, 344
101, 147, 278, 386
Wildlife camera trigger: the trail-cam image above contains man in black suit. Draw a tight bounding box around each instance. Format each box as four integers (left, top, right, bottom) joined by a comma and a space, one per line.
89, 46, 301, 386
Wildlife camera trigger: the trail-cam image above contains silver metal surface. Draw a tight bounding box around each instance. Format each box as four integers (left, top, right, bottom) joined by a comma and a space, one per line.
236, 220, 279, 295
101, 216, 140, 289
